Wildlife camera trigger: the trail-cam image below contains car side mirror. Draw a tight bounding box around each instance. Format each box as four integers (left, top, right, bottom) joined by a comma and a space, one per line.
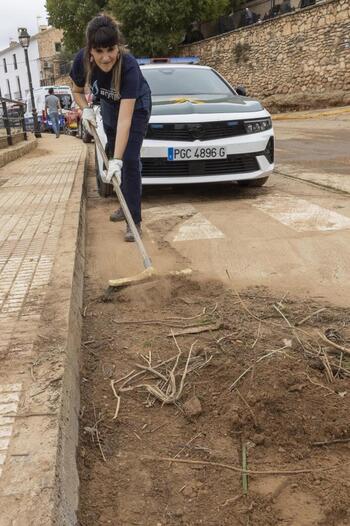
235, 86, 247, 97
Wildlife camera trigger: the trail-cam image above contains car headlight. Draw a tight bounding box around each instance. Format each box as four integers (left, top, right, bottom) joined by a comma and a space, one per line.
244, 117, 272, 134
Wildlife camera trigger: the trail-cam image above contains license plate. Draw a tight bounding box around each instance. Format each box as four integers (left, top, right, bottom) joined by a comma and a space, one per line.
167, 146, 227, 161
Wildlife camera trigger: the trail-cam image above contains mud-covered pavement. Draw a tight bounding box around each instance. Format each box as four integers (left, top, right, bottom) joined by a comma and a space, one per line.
78, 114, 350, 525
79, 276, 350, 526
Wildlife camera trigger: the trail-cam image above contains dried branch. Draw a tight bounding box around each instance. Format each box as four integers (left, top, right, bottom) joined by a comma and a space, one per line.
318, 331, 350, 356
296, 308, 326, 327
144, 456, 342, 475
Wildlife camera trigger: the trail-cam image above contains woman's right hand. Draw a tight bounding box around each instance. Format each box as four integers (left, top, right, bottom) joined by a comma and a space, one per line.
82, 107, 97, 133
104, 159, 123, 184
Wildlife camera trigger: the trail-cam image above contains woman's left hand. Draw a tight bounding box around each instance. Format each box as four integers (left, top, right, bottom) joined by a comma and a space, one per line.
103, 158, 123, 184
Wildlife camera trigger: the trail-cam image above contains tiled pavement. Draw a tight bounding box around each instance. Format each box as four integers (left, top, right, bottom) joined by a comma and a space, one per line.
0, 135, 86, 524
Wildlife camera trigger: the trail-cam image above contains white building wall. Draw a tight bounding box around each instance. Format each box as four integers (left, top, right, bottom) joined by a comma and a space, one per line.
0, 38, 41, 102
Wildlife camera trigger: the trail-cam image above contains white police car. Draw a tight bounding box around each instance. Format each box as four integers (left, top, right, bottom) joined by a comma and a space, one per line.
94, 58, 274, 197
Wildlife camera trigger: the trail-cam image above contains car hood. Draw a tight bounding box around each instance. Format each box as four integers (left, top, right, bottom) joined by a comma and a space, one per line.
151, 94, 263, 115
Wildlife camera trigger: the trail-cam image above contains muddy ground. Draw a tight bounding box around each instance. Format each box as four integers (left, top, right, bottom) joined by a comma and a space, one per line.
78, 155, 350, 526
78, 258, 350, 525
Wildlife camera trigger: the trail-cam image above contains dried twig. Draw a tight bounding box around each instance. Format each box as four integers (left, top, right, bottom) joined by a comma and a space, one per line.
304, 373, 336, 394
335, 352, 344, 379
318, 331, 350, 356
168, 321, 223, 337
119, 342, 201, 404
144, 456, 342, 475
171, 331, 183, 355
111, 380, 121, 420
277, 290, 289, 307
148, 422, 167, 434
217, 332, 237, 344
273, 304, 305, 350
92, 404, 106, 462
229, 346, 290, 390
170, 433, 202, 464
251, 322, 261, 349
321, 351, 334, 383
312, 438, 350, 447
230, 285, 270, 325
242, 443, 248, 495
114, 319, 189, 328
221, 495, 242, 507
164, 308, 206, 321
296, 308, 326, 327
235, 389, 256, 426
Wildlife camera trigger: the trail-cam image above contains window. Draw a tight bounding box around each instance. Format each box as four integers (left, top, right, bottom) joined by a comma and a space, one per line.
55, 42, 62, 53
16, 76, 22, 99
3, 58, 7, 73
142, 68, 233, 96
13, 54, 17, 69
6, 79, 12, 100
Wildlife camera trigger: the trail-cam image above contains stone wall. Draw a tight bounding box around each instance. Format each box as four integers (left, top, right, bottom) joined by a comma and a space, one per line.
181, 0, 350, 112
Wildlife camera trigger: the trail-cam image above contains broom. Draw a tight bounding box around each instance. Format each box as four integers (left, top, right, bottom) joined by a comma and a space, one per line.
90, 125, 192, 288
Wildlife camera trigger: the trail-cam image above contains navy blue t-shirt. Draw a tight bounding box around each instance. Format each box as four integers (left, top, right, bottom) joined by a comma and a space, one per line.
70, 49, 151, 128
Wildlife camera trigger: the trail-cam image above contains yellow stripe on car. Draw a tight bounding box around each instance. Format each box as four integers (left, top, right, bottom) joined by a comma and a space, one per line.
172, 98, 204, 104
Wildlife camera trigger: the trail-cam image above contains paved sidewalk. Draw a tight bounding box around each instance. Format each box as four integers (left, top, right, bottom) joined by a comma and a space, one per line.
0, 135, 86, 525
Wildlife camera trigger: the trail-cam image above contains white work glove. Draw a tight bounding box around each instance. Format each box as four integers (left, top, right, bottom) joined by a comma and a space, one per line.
82, 107, 96, 134
103, 158, 123, 184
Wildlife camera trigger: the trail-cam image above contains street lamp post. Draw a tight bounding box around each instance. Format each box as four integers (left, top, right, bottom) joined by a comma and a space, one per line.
18, 27, 41, 138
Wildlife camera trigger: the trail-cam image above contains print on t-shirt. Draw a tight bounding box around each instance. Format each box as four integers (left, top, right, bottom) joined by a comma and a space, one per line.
92, 79, 121, 102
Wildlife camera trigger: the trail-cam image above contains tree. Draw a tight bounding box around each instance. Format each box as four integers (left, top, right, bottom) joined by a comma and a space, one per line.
110, 0, 230, 56
230, 0, 245, 11
46, 0, 109, 53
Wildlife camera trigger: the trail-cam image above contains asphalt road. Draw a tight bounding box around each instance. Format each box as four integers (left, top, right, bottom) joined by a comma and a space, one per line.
274, 113, 350, 176
90, 114, 350, 308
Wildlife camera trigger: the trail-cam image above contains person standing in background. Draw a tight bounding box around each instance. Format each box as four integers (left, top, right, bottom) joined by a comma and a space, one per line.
45, 88, 61, 138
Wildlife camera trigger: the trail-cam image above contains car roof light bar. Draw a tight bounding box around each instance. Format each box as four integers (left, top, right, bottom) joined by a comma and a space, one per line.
137, 56, 200, 65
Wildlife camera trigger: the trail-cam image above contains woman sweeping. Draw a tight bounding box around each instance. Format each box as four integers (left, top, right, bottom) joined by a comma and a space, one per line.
70, 14, 152, 241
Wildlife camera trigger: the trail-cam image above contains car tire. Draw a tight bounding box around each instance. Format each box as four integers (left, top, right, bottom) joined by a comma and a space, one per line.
238, 176, 269, 187
95, 148, 114, 198
81, 123, 92, 143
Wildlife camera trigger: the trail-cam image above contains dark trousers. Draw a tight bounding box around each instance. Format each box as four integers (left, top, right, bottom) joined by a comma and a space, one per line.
104, 109, 150, 224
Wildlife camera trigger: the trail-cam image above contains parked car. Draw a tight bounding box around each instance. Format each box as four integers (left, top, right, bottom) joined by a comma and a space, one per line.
94, 58, 274, 197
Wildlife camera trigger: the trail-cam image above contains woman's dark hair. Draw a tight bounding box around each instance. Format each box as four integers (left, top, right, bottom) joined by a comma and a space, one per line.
84, 14, 126, 95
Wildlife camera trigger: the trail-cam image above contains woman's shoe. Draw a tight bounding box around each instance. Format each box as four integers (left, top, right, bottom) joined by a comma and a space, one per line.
124, 223, 142, 242
110, 207, 125, 222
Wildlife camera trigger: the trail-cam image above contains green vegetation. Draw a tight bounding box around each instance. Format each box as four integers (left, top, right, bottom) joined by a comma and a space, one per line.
46, 0, 231, 55
46, 0, 109, 52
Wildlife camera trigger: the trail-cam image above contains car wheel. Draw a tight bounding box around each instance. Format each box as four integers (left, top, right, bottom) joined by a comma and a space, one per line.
82, 123, 92, 143
95, 148, 114, 198
238, 176, 269, 187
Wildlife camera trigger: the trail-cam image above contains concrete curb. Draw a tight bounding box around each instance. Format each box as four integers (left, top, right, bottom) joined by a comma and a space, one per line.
272, 106, 350, 121
50, 145, 88, 525
0, 136, 37, 168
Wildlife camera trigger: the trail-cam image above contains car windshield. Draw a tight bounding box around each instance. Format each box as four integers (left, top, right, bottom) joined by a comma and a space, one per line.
142, 67, 233, 96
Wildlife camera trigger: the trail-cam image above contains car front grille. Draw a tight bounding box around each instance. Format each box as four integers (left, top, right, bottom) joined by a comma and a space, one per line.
141, 153, 260, 178
146, 120, 247, 141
